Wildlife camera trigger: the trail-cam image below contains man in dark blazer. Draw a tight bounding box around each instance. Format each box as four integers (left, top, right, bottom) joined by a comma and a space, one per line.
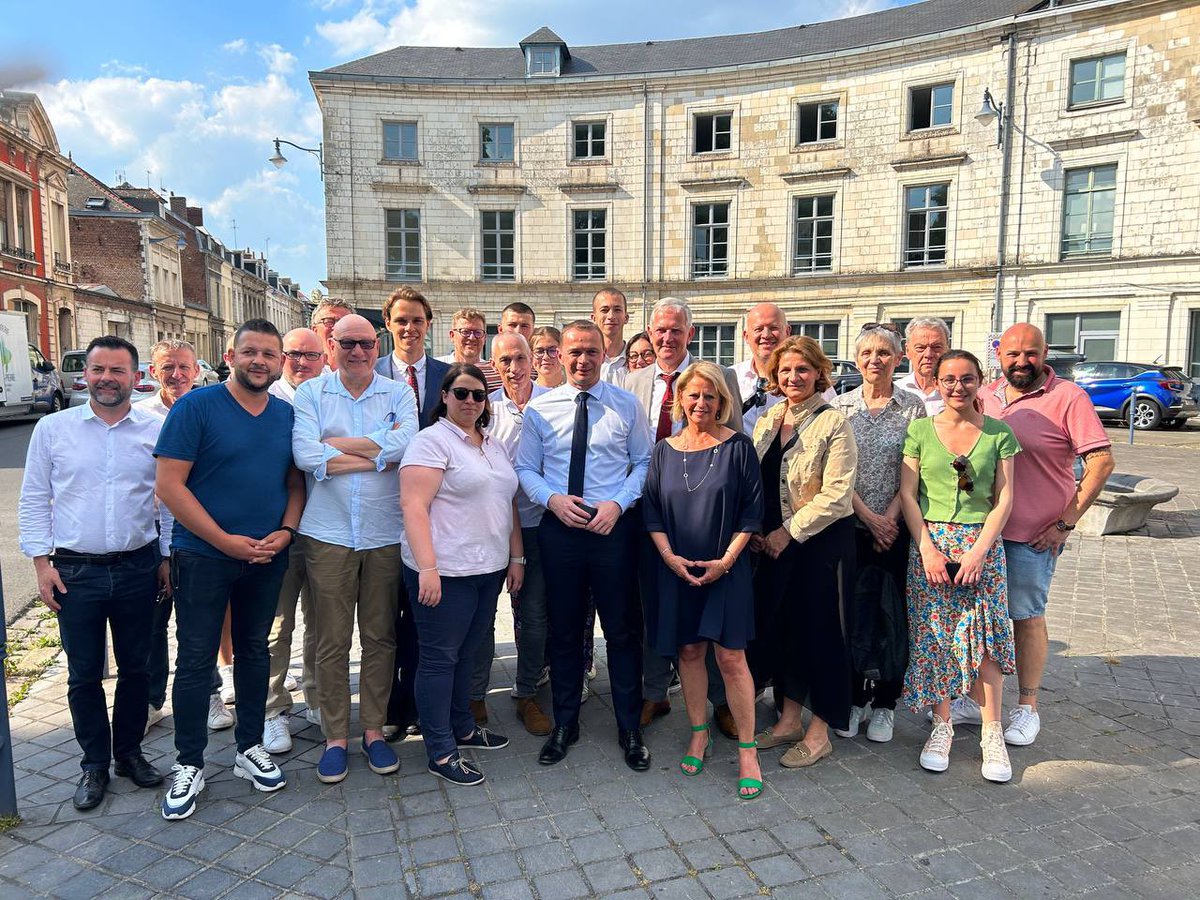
624, 297, 744, 739
376, 287, 451, 738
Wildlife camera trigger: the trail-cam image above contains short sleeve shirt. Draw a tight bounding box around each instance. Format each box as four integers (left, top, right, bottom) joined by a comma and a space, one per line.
833, 387, 927, 515
154, 383, 295, 559
903, 416, 1021, 524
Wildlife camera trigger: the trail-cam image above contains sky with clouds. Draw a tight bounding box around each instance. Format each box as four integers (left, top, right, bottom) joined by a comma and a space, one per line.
4, 0, 909, 294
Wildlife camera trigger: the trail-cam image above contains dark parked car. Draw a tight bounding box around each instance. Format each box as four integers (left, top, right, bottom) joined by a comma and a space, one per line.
1073, 362, 1198, 430
829, 359, 863, 395
1046, 347, 1087, 382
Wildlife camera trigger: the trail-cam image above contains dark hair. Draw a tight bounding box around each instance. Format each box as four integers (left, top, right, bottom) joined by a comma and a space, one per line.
934, 349, 985, 381
233, 318, 283, 349
591, 286, 626, 308
384, 286, 433, 322
430, 363, 492, 431
501, 301, 536, 322
625, 330, 651, 361
85, 335, 138, 369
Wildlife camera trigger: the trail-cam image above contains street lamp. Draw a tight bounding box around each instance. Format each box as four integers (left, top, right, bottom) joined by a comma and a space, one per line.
269, 138, 324, 180
149, 235, 188, 251
975, 88, 1006, 148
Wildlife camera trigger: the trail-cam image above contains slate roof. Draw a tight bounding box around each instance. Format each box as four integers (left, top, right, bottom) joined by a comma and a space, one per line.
317, 0, 1041, 82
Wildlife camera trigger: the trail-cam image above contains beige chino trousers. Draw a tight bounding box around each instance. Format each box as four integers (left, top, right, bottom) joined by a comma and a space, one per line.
265, 545, 320, 717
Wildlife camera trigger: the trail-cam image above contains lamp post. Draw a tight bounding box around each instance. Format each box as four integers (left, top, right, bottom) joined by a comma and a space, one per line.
149, 235, 188, 251
269, 138, 324, 181
974, 87, 1006, 148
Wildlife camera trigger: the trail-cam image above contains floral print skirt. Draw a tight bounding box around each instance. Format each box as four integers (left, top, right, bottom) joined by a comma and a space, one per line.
901, 521, 1016, 711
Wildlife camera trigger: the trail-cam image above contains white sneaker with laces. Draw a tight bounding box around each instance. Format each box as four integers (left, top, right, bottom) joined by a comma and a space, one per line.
925, 695, 983, 725
207, 693, 234, 731
1003, 704, 1041, 746
283, 672, 299, 692
980, 721, 1013, 783
920, 715, 954, 772
262, 713, 292, 754
162, 764, 205, 820
834, 704, 870, 739
234, 744, 287, 792
219, 664, 236, 705
867, 708, 895, 743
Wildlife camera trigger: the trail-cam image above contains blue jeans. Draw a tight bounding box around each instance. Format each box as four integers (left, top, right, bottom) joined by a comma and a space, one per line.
1004, 540, 1062, 620
171, 550, 288, 768
404, 565, 505, 763
147, 593, 221, 709
53, 543, 159, 771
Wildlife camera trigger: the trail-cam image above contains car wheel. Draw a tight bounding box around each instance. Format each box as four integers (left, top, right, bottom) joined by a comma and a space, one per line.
1126, 398, 1162, 430
1161, 417, 1186, 429
48, 392, 64, 414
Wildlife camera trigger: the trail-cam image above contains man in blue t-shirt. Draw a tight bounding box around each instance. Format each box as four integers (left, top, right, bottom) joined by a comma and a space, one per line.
155, 318, 306, 821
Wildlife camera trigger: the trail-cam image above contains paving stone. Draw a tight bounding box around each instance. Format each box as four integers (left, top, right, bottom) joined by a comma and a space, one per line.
698, 865, 760, 899
631, 847, 690, 882
533, 867, 592, 898
569, 831, 623, 864
584, 858, 641, 893
471, 850, 523, 885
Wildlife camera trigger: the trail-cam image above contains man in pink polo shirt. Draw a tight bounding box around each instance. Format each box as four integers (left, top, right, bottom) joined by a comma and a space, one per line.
960, 323, 1112, 747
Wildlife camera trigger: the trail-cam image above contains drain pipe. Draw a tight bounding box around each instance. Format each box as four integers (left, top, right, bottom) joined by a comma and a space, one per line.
642, 81, 651, 327
992, 31, 1018, 336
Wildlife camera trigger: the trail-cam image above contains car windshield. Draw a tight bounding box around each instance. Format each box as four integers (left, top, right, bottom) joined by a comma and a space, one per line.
61, 355, 85, 374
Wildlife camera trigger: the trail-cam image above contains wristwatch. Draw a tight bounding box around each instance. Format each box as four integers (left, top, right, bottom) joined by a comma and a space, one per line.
510, 556, 526, 565
282, 526, 300, 539
1054, 520, 1075, 533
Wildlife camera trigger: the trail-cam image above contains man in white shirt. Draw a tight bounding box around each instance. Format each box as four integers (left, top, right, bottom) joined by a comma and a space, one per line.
268, 328, 325, 403
19, 336, 169, 811
592, 287, 631, 386
895, 316, 950, 415
437, 307, 502, 392
142, 338, 199, 420
376, 287, 451, 428
733, 303, 791, 434
470, 333, 553, 736
292, 314, 419, 783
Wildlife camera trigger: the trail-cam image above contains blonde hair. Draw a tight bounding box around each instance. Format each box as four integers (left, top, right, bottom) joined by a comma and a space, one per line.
451, 307, 487, 328
671, 361, 735, 427
767, 335, 833, 394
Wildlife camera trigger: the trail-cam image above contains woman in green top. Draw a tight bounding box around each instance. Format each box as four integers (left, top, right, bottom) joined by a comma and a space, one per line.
899, 350, 1020, 784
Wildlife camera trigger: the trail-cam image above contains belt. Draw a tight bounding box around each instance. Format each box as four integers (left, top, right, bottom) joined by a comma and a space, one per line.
52, 542, 156, 566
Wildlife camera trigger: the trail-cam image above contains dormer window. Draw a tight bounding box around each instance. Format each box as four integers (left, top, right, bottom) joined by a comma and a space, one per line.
529, 47, 558, 76
520, 27, 569, 79
84, 197, 108, 210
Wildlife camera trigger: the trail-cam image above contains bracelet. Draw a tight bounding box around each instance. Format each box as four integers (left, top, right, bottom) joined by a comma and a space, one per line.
510, 556, 526, 565
418, 566, 438, 573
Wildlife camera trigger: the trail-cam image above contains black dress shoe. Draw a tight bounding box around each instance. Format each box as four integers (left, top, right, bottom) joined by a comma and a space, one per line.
619, 728, 652, 772
538, 724, 579, 766
73, 770, 110, 810
114, 753, 164, 788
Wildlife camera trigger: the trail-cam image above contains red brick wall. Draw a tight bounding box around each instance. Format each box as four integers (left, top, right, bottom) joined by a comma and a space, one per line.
69, 217, 146, 302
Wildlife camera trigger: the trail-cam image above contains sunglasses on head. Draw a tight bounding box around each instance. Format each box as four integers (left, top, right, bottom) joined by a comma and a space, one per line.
336, 338, 377, 351
860, 322, 902, 334
449, 387, 488, 402
951, 454, 974, 493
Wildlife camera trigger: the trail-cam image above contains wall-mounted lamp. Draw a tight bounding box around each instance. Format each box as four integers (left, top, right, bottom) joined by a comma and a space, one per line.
269, 138, 324, 180
975, 88, 1006, 148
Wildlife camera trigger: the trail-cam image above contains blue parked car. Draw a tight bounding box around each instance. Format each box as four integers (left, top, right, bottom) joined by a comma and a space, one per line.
1073, 362, 1199, 430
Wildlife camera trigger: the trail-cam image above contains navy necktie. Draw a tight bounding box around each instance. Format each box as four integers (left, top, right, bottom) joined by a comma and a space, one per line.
568, 391, 590, 497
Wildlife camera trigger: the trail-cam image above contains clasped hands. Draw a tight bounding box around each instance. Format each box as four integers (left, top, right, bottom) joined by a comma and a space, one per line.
661, 551, 730, 587
547, 494, 621, 535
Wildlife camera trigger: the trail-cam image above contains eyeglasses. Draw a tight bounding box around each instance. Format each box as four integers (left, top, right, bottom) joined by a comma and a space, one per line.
533, 347, 560, 358
449, 387, 488, 402
314, 317, 340, 329
937, 376, 978, 391
283, 350, 323, 362
860, 322, 902, 334
454, 329, 485, 340
629, 350, 656, 363
951, 455, 974, 493
336, 338, 377, 351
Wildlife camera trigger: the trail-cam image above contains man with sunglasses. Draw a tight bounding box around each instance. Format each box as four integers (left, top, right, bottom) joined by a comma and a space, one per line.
733, 303, 791, 433
292, 314, 419, 783
438, 307, 502, 392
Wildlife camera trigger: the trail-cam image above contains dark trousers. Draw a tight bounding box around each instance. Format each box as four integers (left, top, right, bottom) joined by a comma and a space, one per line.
149, 595, 222, 709
171, 550, 288, 768
386, 577, 421, 728
53, 543, 159, 772
539, 513, 643, 732
404, 566, 504, 763
471, 526, 547, 700
850, 524, 908, 711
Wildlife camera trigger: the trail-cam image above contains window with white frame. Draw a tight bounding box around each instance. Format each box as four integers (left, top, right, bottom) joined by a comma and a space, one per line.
1069, 53, 1126, 108
480, 123, 515, 162
692, 203, 729, 278
1061, 164, 1117, 258
693, 112, 732, 154
688, 324, 736, 366
904, 183, 949, 267
385, 209, 421, 280
1045, 311, 1120, 362
481, 210, 515, 281
528, 47, 558, 76
573, 121, 606, 159
382, 122, 418, 161
793, 195, 834, 273
789, 322, 840, 358
797, 100, 838, 145
909, 83, 954, 130
572, 209, 606, 281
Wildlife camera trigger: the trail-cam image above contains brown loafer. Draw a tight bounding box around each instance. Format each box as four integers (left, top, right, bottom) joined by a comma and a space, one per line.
780, 739, 833, 768
469, 700, 488, 726
516, 697, 552, 736
714, 704, 737, 740
640, 699, 671, 728
754, 726, 806, 750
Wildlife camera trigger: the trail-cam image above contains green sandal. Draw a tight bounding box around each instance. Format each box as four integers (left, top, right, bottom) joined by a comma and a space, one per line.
737, 740, 763, 800
680, 723, 712, 777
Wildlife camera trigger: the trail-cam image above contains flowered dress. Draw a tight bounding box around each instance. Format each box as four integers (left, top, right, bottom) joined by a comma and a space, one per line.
900, 416, 1020, 710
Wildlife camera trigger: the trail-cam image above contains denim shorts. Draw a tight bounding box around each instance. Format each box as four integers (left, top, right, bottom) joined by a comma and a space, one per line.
1003, 540, 1062, 620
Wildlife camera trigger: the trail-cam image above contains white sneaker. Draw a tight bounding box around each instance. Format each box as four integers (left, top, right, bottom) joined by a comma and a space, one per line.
926, 695, 984, 726
146, 705, 164, 735
305, 707, 323, 728
207, 693, 234, 731
920, 715, 954, 772
834, 704, 870, 739
586, 663, 597, 681
234, 744, 287, 793
866, 708, 895, 743
283, 672, 299, 692
1004, 704, 1041, 746
262, 713, 293, 754
981, 722, 1012, 783
667, 670, 682, 695
219, 664, 236, 705
162, 764, 205, 820
580, 680, 590, 704
512, 666, 552, 698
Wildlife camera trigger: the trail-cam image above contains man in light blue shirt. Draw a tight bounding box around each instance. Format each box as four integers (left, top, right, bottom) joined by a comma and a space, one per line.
292, 314, 418, 784
516, 320, 654, 771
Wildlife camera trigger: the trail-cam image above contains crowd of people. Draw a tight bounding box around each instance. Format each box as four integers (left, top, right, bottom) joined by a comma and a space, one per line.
17, 284, 1116, 821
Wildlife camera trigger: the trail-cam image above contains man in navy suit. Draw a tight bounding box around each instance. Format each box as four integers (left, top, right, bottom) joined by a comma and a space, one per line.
376, 287, 451, 738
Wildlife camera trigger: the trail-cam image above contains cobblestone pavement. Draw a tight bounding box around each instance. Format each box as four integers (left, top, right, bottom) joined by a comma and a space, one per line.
1, 438, 1197, 899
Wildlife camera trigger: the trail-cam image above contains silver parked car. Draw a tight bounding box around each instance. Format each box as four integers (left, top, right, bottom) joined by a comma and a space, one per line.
64, 353, 161, 408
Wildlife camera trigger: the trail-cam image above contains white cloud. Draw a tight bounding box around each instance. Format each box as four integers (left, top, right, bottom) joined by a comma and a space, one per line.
221, 38, 248, 53
315, 0, 500, 57
258, 43, 297, 75
830, 0, 900, 18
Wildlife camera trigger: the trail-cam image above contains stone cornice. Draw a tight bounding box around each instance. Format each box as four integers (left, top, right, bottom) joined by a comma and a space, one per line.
780, 166, 852, 184
466, 183, 527, 195
558, 181, 621, 194
889, 152, 969, 172
678, 176, 747, 191
1046, 129, 1140, 153
370, 181, 433, 194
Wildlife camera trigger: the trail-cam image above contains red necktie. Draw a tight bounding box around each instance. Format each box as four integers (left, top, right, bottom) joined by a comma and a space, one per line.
406, 365, 420, 409
655, 372, 677, 442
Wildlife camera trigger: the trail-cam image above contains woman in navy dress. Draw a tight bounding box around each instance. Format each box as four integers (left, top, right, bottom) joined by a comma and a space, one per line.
643, 361, 764, 799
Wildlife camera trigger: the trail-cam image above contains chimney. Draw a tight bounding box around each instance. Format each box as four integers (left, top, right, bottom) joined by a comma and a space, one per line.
186, 207, 204, 227
170, 195, 187, 216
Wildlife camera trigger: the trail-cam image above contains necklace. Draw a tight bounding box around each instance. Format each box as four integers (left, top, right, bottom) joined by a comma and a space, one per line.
680, 433, 721, 493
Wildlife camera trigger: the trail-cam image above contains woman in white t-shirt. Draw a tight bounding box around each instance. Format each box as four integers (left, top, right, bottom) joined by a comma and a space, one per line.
400, 363, 524, 787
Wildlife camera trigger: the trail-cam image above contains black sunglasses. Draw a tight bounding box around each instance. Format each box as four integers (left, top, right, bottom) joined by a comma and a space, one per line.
336, 338, 377, 351
449, 387, 488, 402
861, 322, 902, 334
951, 454, 974, 493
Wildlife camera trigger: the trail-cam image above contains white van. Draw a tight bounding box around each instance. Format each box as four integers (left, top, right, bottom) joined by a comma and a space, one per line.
0, 310, 67, 418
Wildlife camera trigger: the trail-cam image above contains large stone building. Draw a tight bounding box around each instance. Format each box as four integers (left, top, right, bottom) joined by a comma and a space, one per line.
311, 0, 1200, 375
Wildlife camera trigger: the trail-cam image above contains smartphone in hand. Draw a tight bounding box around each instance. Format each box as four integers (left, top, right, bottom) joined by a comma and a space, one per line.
944, 561, 961, 581
578, 503, 598, 522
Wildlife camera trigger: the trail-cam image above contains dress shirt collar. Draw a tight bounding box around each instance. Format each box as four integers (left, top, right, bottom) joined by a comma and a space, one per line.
322, 370, 388, 399
437, 416, 490, 446
393, 352, 426, 377
841, 386, 905, 415
561, 379, 607, 401
898, 371, 940, 399
80, 401, 138, 427
988, 366, 1057, 409
655, 353, 692, 378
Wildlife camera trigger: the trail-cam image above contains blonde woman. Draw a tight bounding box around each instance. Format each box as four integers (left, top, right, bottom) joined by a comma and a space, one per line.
531, 326, 565, 388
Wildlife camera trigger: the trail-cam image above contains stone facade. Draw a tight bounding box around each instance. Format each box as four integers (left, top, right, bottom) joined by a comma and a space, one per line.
313, 0, 1200, 373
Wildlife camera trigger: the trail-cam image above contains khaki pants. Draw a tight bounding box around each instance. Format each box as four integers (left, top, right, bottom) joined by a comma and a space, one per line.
305, 536, 401, 740
265, 544, 319, 717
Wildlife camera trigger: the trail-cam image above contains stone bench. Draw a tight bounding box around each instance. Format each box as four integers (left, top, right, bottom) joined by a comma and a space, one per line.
1075, 472, 1180, 536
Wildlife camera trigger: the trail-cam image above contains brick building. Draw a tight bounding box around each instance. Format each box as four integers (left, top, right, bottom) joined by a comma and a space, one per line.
311, 0, 1200, 377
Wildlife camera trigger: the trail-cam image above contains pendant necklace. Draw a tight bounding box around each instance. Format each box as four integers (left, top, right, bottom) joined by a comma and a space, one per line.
681, 434, 720, 493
